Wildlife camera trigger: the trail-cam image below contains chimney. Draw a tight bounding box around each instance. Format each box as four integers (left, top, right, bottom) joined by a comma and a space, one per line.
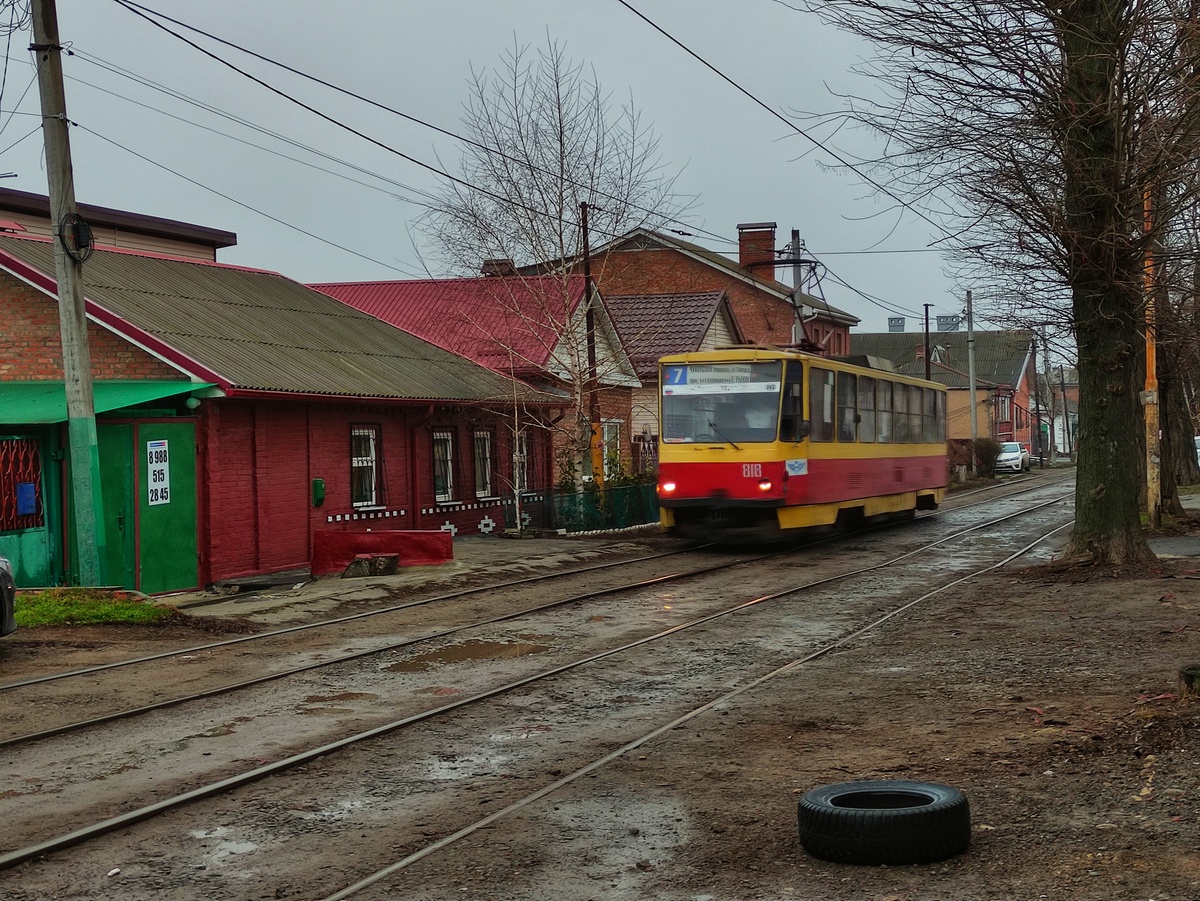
481, 258, 517, 276
736, 222, 777, 277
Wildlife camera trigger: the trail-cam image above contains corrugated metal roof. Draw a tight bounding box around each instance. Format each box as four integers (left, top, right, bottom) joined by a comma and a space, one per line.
603, 292, 740, 377
0, 235, 555, 405
850, 330, 1034, 389
311, 275, 588, 375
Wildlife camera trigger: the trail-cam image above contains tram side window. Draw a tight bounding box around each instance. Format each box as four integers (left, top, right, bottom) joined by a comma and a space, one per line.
936, 391, 947, 441
809, 367, 835, 442
858, 376, 876, 442
923, 388, 938, 442
780, 361, 807, 442
902, 388, 921, 443
837, 372, 857, 442
891, 383, 906, 442
877, 380, 893, 443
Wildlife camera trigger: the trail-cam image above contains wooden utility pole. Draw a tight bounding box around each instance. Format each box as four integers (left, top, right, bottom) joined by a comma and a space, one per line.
580, 202, 603, 486
31, 0, 105, 584
966, 290, 979, 475
923, 304, 932, 381
1143, 187, 1161, 528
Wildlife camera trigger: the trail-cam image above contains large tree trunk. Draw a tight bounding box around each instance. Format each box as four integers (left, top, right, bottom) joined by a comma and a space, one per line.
1070, 295, 1155, 562
1060, 0, 1155, 564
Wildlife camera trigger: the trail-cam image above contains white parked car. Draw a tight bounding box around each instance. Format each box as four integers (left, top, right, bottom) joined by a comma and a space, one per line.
996, 441, 1031, 474
1194, 436, 1200, 466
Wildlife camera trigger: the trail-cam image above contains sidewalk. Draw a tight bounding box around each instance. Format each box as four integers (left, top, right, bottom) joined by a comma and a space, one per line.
165, 532, 662, 626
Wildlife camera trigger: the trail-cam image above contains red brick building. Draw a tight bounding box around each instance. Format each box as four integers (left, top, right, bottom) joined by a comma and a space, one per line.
312, 274, 641, 482
0, 190, 562, 591
584, 223, 860, 353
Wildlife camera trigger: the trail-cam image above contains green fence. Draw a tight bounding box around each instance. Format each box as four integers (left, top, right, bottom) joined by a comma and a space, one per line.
503, 483, 659, 533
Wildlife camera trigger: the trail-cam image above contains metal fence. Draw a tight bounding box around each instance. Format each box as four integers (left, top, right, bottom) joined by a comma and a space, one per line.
502, 483, 659, 533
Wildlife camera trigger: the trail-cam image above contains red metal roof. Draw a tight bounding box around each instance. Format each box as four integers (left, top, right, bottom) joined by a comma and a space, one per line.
311, 275, 588, 376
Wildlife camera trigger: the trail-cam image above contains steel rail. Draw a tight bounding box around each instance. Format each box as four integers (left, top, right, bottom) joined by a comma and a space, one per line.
0, 491, 1073, 871
1, 472, 1071, 692
0, 480, 1072, 748
322, 520, 1075, 899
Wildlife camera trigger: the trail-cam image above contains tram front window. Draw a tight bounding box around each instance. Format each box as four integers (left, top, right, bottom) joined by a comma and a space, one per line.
661, 361, 782, 443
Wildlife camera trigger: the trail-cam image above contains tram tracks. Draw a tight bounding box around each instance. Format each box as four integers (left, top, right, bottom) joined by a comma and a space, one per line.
0, 475, 1068, 748
0, 483, 1075, 888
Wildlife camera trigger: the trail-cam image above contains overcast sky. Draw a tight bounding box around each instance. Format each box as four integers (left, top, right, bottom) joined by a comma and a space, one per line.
0, 0, 969, 333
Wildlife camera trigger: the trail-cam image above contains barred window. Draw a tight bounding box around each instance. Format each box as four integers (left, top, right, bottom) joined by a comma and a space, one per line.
515, 430, 529, 492
0, 438, 43, 530
602, 420, 622, 478
473, 430, 493, 498
350, 425, 381, 508
433, 430, 455, 502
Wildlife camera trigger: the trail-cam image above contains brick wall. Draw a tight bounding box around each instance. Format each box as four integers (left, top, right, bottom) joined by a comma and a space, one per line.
591, 246, 796, 347
199, 399, 553, 581
0, 270, 180, 379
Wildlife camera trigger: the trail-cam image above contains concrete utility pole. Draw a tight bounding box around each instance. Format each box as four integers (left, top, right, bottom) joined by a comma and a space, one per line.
966, 290, 978, 475
31, 0, 105, 585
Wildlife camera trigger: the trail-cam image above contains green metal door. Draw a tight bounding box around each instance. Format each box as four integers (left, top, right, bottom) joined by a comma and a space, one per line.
137, 421, 198, 593
98, 423, 135, 589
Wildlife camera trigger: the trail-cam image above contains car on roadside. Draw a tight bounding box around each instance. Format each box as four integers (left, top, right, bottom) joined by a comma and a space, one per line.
995, 441, 1031, 474
1194, 435, 1200, 466
0, 555, 15, 635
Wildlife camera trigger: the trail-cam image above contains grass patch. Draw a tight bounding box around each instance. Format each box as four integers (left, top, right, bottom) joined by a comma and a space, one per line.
15, 587, 178, 628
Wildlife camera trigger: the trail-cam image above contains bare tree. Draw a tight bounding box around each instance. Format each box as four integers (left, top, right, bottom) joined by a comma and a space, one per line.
420, 37, 687, 485
801, 0, 1200, 563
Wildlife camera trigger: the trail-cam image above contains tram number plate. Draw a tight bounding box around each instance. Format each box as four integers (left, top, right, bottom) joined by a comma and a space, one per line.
742, 463, 762, 478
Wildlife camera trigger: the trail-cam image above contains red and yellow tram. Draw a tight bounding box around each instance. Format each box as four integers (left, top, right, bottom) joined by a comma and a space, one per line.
656, 347, 948, 537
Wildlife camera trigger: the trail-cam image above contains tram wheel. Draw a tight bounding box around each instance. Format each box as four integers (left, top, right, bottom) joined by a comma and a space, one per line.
796, 780, 970, 865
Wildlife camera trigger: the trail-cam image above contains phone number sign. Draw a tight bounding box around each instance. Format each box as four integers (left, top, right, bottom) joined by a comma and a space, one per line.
147, 439, 171, 506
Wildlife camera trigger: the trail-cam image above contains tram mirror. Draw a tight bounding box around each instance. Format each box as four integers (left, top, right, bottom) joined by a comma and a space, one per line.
781, 418, 812, 442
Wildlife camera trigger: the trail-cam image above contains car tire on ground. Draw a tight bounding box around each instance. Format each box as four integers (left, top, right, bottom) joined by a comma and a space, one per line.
796, 779, 970, 865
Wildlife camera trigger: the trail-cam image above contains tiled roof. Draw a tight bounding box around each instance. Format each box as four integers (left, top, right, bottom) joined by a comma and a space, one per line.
603, 291, 739, 377
310, 275, 588, 376
0, 235, 553, 405
850, 330, 1034, 389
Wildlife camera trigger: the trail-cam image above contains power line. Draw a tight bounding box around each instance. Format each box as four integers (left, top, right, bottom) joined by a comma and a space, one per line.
612, 0, 948, 239
69, 52, 441, 206
73, 2, 925, 318
110, 0, 736, 251
76, 123, 429, 278
108, 0, 935, 315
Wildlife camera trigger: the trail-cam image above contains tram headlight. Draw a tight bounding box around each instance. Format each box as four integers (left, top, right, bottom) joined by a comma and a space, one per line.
659, 481, 677, 495
758, 479, 773, 492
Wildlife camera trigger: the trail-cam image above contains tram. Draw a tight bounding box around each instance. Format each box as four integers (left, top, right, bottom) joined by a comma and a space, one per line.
656, 346, 948, 538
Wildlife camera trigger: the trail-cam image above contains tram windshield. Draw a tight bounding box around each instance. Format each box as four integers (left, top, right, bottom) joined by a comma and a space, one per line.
660, 361, 782, 443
